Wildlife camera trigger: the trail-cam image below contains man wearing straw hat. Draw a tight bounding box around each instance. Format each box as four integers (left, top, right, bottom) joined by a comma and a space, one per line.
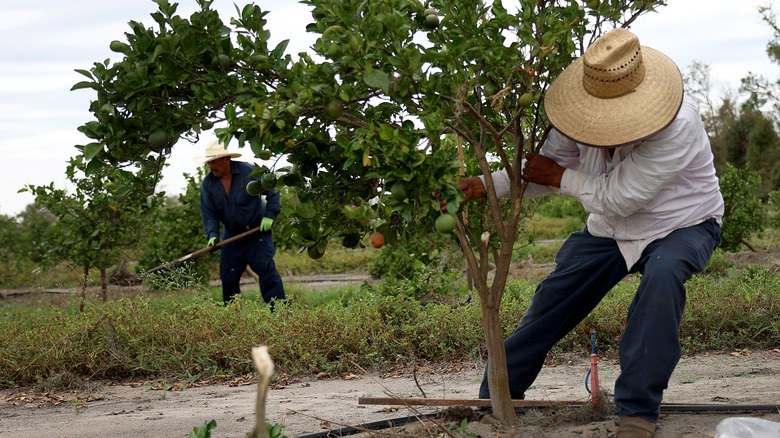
458, 28, 723, 437
196, 139, 285, 307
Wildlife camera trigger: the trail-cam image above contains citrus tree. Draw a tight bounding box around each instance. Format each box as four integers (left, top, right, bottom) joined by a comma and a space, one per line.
24, 156, 161, 304
73, 0, 665, 422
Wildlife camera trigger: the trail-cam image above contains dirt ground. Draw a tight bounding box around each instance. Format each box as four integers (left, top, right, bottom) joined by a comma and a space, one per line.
1, 351, 779, 438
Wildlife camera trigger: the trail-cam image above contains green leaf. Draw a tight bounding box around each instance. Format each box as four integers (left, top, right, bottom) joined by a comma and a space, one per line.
255, 150, 273, 160
267, 423, 285, 438
271, 40, 289, 59
379, 124, 395, 141
363, 68, 390, 93
225, 104, 237, 122
70, 81, 99, 91
74, 69, 93, 80
83, 143, 103, 160
248, 165, 268, 178
188, 419, 217, 438
281, 173, 302, 187
295, 202, 317, 219
85, 157, 103, 175
153, 44, 167, 60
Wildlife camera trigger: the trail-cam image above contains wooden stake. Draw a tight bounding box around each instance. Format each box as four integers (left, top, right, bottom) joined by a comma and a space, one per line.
358, 397, 584, 408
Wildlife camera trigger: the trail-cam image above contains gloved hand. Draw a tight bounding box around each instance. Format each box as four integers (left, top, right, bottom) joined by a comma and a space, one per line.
207, 236, 217, 247
259, 217, 274, 231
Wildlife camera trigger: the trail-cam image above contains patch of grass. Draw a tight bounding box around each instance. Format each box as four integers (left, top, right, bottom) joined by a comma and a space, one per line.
746, 219, 780, 251
520, 213, 586, 241
511, 240, 563, 264
2, 258, 778, 389
701, 249, 735, 277
681, 266, 780, 354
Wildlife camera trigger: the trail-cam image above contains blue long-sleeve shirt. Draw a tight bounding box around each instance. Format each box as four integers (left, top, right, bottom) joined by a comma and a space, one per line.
200, 161, 281, 240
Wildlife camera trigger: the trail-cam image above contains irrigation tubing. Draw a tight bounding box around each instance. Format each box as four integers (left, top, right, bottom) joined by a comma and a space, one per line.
293, 403, 780, 438
659, 403, 780, 413
294, 412, 440, 438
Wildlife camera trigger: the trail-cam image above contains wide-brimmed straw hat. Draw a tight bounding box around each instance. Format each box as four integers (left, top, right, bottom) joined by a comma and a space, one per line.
194, 139, 242, 164
543, 28, 683, 147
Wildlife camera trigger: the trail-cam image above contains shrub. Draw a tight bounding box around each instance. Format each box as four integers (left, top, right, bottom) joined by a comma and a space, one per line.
719, 164, 765, 251
368, 234, 465, 300
536, 194, 588, 222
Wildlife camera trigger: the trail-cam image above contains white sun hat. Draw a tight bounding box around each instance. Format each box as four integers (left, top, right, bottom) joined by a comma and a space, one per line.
193, 138, 242, 164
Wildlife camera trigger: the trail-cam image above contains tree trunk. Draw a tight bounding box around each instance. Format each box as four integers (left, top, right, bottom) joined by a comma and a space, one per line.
480, 298, 517, 425
100, 268, 107, 303
455, 215, 519, 426
80, 264, 88, 312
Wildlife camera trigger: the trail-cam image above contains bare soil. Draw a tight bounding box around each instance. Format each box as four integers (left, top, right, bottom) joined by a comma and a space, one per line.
1, 352, 779, 437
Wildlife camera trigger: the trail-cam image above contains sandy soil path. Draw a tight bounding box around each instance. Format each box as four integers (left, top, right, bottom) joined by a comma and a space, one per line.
2, 351, 779, 437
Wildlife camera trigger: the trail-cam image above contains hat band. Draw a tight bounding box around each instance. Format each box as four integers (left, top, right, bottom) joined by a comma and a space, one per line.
583, 49, 646, 98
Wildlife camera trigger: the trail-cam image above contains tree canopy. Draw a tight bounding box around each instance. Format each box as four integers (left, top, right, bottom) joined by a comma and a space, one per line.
72, 0, 667, 422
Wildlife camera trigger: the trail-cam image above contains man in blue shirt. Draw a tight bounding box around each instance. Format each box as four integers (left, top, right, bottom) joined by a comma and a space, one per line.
196, 140, 285, 306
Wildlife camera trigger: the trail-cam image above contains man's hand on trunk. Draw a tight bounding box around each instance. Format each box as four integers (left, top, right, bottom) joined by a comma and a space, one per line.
522, 152, 565, 188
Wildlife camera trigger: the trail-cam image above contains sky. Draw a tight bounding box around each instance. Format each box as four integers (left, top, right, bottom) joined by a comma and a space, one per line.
0, 0, 777, 217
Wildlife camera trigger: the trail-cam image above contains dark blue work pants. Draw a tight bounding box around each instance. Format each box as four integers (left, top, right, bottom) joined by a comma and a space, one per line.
220, 232, 285, 307
478, 218, 721, 422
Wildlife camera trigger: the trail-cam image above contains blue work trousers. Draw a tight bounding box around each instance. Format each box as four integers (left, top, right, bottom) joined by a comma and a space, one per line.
478, 218, 721, 422
220, 232, 285, 307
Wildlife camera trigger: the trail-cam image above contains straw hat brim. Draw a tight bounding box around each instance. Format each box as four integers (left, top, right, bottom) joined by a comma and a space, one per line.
543, 47, 683, 147
193, 152, 242, 164
194, 139, 242, 164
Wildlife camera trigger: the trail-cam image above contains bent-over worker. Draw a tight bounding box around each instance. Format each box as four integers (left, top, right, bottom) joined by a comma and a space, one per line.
457, 28, 723, 438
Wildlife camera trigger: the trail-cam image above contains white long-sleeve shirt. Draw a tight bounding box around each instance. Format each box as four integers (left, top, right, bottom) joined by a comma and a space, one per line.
482, 95, 724, 269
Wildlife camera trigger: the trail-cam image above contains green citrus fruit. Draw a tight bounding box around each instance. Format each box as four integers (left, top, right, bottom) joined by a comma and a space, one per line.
246, 180, 263, 196
262, 173, 277, 189
342, 233, 361, 249
390, 181, 409, 201
110, 41, 130, 54
323, 100, 343, 119
307, 246, 325, 259
147, 130, 168, 151
435, 213, 457, 233
424, 14, 440, 29
484, 82, 498, 97
519, 93, 534, 107
323, 25, 345, 40
424, 8, 437, 16
211, 54, 231, 69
